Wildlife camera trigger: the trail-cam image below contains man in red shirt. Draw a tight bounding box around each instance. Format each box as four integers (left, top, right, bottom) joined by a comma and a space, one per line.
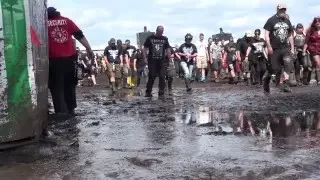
48, 7, 93, 116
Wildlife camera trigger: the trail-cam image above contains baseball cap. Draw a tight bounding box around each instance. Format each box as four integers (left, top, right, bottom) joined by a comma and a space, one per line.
277, 4, 287, 10
245, 31, 254, 37
296, 23, 303, 28
109, 38, 116, 44
47, 7, 57, 13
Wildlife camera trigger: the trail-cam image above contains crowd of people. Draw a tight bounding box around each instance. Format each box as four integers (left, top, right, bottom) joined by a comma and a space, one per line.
47, 4, 319, 116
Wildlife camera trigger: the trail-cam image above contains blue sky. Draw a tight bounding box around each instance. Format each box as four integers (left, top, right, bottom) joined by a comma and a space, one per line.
48, 0, 319, 50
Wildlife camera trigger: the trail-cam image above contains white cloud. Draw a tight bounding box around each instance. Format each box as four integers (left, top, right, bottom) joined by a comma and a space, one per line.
89, 20, 152, 32
309, 5, 320, 15
195, 0, 219, 8
155, 0, 186, 5
58, 8, 110, 27
219, 17, 249, 28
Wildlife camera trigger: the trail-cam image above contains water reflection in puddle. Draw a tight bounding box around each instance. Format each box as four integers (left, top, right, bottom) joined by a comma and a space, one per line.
176, 106, 320, 146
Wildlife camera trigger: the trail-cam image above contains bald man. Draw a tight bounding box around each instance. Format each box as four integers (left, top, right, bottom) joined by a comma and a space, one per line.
143, 26, 171, 98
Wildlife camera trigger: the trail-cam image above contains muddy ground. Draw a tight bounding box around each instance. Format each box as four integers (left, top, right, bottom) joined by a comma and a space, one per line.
1, 77, 320, 180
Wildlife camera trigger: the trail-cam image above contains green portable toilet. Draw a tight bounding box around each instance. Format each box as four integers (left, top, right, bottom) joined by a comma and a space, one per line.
0, 0, 48, 149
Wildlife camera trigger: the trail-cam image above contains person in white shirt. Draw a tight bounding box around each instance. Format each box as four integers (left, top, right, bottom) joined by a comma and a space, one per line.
195, 33, 209, 82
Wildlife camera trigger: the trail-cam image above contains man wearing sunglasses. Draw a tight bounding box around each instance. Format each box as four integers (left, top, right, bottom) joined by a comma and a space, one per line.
263, 4, 295, 93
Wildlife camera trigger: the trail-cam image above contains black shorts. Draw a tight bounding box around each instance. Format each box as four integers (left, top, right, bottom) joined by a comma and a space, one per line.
83, 64, 94, 75
227, 53, 236, 70
211, 59, 221, 71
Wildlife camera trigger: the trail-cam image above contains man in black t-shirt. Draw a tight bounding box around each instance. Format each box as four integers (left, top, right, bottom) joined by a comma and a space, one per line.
245, 29, 268, 86
143, 25, 171, 98
103, 38, 123, 93
135, 49, 147, 88
236, 31, 254, 84
224, 37, 238, 84
263, 4, 295, 93
178, 33, 198, 92
124, 39, 137, 88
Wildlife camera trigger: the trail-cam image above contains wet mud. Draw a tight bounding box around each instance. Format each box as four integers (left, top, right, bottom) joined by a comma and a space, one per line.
1, 79, 320, 180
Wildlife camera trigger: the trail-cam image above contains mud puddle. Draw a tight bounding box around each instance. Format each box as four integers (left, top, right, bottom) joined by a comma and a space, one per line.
1, 85, 320, 179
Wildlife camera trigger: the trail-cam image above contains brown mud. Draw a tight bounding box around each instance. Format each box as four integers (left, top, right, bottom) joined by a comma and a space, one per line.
1, 78, 320, 180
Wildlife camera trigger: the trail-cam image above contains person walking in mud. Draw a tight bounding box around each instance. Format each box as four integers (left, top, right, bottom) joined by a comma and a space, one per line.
165, 47, 176, 96
293, 23, 307, 86
263, 4, 295, 93
245, 29, 268, 86
124, 40, 137, 88
237, 31, 254, 85
143, 25, 171, 98
47, 7, 93, 116
178, 33, 198, 92
195, 33, 209, 82
303, 17, 320, 85
210, 37, 223, 83
224, 37, 238, 84
80, 52, 99, 86
103, 38, 123, 94
135, 49, 147, 88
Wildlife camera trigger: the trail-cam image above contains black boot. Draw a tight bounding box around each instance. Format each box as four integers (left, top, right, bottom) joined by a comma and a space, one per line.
228, 77, 234, 84
145, 90, 152, 97
289, 72, 297, 87
316, 70, 320, 85
282, 80, 292, 92
122, 77, 128, 89
303, 70, 311, 85
263, 73, 271, 93
110, 82, 116, 95
295, 71, 302, 86
275, 72, 281, 86
185, 79, 192, 92
168, 77, 173, 96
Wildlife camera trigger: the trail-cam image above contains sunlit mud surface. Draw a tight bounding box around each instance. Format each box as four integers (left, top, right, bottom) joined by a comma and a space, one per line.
1, 80, 320, 180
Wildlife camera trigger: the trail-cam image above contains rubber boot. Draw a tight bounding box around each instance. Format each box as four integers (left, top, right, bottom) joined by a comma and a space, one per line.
303, 70, 311, 85
282, 80, 292, 92
316, 70, 320, 85
110, 82, 116, 95
275, 72, 281, 86
289, 72, 297, 87
228, 77, 234, 84
263, 73, 271, 93
115, 79, 121, 90
185, 79, 192, 92
131, 76, 136, 88
127, 76, 131, 88
295, 71, 302, 86
168, 77, 173, 96
123, 77, 128, 89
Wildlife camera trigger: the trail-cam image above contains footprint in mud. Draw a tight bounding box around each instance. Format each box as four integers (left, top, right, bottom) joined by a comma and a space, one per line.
103, 100, 116, 106
126, 157, 163, 167
86, 121, 100, 127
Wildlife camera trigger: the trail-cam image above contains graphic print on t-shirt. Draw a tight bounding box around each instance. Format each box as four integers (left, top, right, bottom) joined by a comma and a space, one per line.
273, 22, 290, 43
252, 42, 265, 54
51, 26, 68, 43
294, 34, 305, 48
151, 39, 165, 59
127, 49, 134, 58
211, 44, 222, 59
183, 46, 194, 61
108, 49, 119, 60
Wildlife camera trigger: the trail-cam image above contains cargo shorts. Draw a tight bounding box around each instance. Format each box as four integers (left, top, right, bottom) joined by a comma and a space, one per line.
106, 63, 122, 82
